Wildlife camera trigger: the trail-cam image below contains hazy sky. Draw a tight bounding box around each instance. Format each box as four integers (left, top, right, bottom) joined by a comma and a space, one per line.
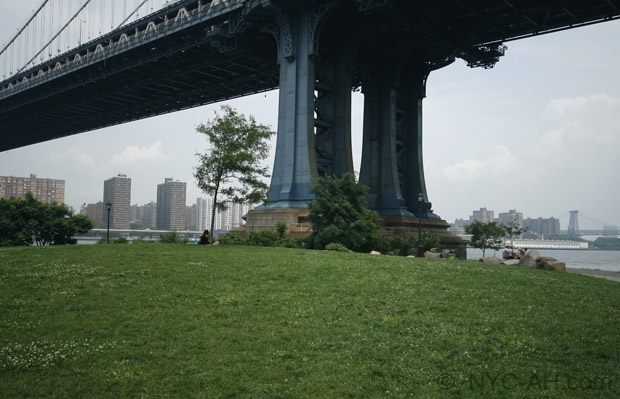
1, 1, 619, 229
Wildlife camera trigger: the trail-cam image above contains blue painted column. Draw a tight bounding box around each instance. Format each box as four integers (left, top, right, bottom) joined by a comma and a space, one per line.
260, 2, 351, 209
399, 63, 436, 218
360, 60, 413, 216
360, 58, 441, 218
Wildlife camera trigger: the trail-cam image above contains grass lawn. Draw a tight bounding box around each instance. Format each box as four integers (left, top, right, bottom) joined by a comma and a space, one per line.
0, 244, 619, 398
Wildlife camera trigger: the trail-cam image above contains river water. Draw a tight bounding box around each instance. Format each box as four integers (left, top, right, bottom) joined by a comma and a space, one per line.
467, 248, 620, 272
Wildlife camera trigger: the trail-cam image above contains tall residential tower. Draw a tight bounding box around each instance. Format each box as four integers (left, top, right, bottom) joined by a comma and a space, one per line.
156, 178, 187, 230
103, 174, 131, 229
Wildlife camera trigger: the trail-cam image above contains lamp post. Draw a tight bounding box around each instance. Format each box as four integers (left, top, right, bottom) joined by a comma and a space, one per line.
417, 193, 424, 258
106, 202, 112, 244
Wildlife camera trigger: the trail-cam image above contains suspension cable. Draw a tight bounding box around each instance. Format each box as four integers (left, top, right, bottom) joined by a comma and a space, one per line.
115, 0, 150, 30
0, 0, 50, 58
17, 0, 94, 74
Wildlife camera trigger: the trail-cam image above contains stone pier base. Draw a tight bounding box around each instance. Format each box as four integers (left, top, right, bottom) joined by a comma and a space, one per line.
232, 208, 467, 258
379, 216, 468, 259
231, 208, 312, 238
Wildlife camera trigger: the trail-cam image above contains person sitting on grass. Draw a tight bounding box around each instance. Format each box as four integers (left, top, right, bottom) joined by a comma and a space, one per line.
503, 246, 515, 260
198, 230, 210, 245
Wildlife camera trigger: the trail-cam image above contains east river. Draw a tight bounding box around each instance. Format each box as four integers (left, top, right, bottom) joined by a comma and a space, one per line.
467, 248, 620, 272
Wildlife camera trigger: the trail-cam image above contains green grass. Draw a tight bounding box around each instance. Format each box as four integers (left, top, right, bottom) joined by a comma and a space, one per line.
1, 245, 619, 398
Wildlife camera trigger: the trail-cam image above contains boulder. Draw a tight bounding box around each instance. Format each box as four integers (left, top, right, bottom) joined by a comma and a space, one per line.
535, 256, 557, 269
479, 257, 501, 264
370, 250, 381, 255
424, 251, 441, 259
547, 261, 566, 271
502, 259, 519, 266
518, 250, 540, 268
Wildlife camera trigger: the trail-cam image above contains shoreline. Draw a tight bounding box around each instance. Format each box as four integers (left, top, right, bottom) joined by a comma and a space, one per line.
566, 268, 620, 283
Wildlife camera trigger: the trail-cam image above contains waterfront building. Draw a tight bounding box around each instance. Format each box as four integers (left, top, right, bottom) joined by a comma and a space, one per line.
196, 197, 254, 232
156, 178, 187, 230
142, 201, 157, 228
185, 204, 197, 230
196, 197, 209, 232
80, 201, 105, 223
0, 174, 65, 204
103, 173, 131, 229
523, 217, 560, 238
470, 207, 494, 224
497, 209, 524, 238
131, 204, 144, 225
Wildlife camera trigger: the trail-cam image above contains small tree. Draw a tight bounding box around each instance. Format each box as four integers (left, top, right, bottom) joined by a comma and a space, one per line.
465, 220, 506, 257
308, 173, 378, 252
194, 105, 275, 243
275, 220, 288, 239
502, 219, 527, 248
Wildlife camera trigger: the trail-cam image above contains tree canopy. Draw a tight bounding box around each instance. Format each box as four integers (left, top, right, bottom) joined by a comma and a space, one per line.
0, 193, 93, 246
194, 105, 275, 242
308, 173, 378, 252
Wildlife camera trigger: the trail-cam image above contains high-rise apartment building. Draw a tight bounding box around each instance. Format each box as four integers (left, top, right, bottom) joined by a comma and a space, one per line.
497, 209, 523, 227
142, 201, 157, 228
523, 217, 560, 238
0, 174, 65, 204
156, 178, 187, 230
103, 174, 131, 229
80, 201, 105, 223
470, 207, 494, 224
185, 204, 197, 231
195, 197, 253, 232
196, 197, 209, 231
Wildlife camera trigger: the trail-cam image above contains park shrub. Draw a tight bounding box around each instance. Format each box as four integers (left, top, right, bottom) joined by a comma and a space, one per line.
325, 242, 350, 252
308, 173, 378, 253
275, 237, 301, 248
275, 220, 288, 239
248, 230, 278, 247
159, 231, 187, 244
374, 233, 441, 256
217, 232, 248, 245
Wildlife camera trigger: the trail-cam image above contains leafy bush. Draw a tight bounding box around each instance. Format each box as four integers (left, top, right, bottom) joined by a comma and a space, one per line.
308, 173, 378, 252
217, 232, 249, 245
0, 193, 93, 246
275, 220, 288, 239
275, 237, 302, 248
159, 231, 187, 244
374, 233, 440, 256
248, 230, 278, 247
325, 242, 350, 252
113, 237, 129, 244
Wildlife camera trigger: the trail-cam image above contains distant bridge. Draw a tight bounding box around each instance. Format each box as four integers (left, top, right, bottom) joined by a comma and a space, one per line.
561, 230, 620, 237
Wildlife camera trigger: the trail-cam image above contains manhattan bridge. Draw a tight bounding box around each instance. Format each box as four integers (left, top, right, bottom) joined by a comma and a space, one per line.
1, 0, 619, 254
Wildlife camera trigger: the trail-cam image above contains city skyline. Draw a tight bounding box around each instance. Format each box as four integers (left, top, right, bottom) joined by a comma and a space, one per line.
1, 2, 619, 230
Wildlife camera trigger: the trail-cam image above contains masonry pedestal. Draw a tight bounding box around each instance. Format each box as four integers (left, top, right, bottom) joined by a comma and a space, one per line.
234, 208, 467, 258
379, 216, 467, 259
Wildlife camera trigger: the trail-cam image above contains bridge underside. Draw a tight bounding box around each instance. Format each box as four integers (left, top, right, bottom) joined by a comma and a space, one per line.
1, 0, 619, 222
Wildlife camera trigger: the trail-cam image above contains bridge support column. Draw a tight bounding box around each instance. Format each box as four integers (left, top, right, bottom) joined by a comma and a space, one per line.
358, 56, 466, 257
244, 2, 353, 232
359, 58, 437, 218
258, 2, 350, 209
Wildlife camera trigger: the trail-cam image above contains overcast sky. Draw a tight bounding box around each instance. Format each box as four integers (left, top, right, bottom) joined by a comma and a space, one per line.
1, 1, 619, 230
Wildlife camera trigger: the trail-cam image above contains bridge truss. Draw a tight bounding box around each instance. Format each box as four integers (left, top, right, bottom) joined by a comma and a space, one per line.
1, 0, 619, 240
